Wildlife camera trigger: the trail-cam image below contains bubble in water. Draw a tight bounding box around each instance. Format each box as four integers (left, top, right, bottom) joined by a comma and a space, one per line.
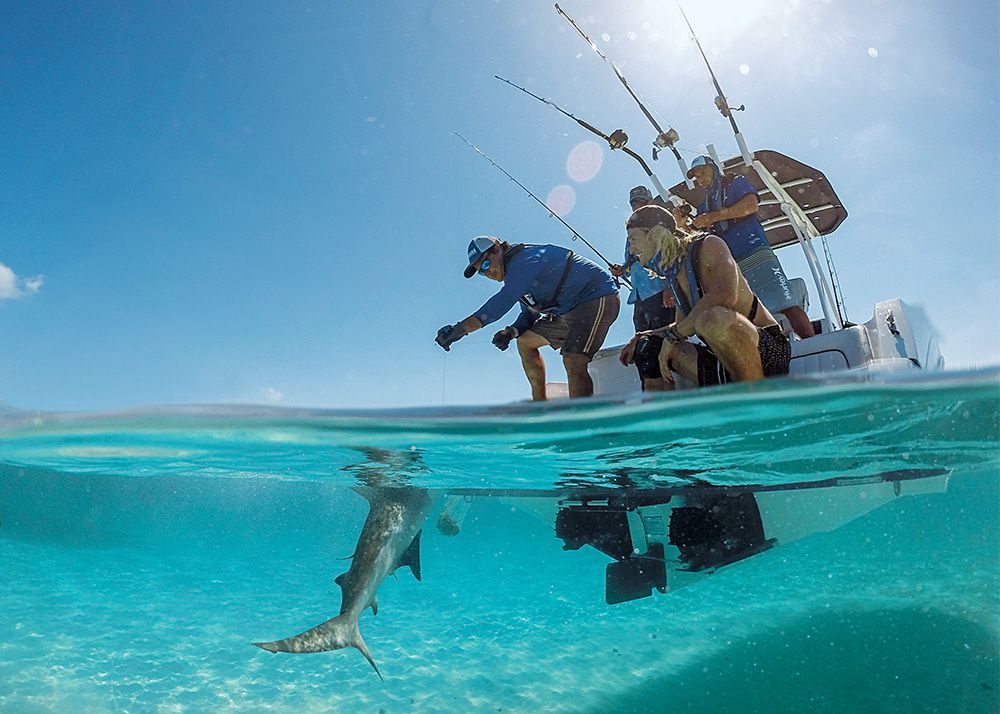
739, 64, 750, 75
566, 140, 604, 182
627, 31, 637, 40
868, 47, 879, 58
546, 184, 577, 216
601, 33, 611, 42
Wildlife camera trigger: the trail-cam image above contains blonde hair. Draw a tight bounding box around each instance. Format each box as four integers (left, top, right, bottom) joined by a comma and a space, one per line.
626, 222, 691, 274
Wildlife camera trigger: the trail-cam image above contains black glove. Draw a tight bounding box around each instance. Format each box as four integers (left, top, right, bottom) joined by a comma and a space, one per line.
435, 323, 466, 351
491, 326, 519, 351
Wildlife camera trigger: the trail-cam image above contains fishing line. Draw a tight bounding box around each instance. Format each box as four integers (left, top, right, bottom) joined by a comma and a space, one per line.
453, 131, 630, 288
554, 3, 693, 186
494, 75, 673, 202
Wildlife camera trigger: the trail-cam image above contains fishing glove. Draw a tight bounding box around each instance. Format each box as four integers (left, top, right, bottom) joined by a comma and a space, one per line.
492, 326, 519, 351
435, 323, 467, 351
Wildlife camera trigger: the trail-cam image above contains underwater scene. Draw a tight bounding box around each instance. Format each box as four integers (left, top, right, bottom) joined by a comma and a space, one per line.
0, 369, 998, 713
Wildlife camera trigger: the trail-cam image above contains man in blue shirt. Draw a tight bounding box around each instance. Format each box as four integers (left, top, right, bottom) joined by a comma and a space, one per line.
436, 236, 620, 400
688, 155, 815, 339
610, 185, 676, 391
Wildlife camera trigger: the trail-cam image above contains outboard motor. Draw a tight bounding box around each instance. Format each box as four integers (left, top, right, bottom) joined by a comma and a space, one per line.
555, 491, 774, 604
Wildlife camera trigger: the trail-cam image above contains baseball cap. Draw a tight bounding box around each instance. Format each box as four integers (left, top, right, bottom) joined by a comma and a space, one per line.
626, 204, 677, 232
629, 185, 653, 204
463, 236, 500, 278
686, 155, 716, 178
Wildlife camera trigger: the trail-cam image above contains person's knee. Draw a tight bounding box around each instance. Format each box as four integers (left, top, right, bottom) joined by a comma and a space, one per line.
634, 335, 664, 380
696, 306, 746, 341
562, 353, 591, 376
516, 333, 544, 356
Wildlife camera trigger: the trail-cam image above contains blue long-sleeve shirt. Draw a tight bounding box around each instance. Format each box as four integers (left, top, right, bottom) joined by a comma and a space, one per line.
473, 244, 617, 334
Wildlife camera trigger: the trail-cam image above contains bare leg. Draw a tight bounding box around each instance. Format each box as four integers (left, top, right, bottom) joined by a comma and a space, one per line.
694, 306, 764, 382
643, 377, 668, 391
659, 340, 699, 386
562, 353, 594, 398
516, 331, 549, 401
782, 306, 815, 338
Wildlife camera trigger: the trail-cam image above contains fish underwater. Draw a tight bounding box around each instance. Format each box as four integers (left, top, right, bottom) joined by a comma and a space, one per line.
253, 486, 432, 679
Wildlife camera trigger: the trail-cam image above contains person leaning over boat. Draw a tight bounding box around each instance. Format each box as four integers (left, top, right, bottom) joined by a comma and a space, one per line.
687, 155, 815, 339
608, 185, 676, 392
619, 205, 791, 386
435, 236, 620, 400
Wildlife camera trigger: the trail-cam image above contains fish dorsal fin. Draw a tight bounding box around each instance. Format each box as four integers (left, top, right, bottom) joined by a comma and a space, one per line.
395, 530, 422, 581
370, 596, 378, 616
334, 572, 349, 589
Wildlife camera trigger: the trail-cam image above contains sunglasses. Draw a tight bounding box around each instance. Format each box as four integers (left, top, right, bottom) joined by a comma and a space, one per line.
478, 258, 492, 274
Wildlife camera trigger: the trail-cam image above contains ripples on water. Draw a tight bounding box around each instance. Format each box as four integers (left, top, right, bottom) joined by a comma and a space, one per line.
0, 369, 997, 712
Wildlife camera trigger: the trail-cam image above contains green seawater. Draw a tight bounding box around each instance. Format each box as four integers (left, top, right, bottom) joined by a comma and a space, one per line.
0, 369, 997, 712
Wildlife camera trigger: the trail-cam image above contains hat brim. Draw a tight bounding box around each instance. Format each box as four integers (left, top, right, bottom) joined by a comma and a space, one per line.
463, 263, 478, 279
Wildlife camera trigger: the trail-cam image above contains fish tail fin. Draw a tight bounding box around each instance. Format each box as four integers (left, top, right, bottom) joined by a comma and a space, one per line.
354, 630, 382, 680
254, 613, 381, 677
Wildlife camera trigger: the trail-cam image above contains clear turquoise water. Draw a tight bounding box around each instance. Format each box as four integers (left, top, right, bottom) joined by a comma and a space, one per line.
0, 369, 998, 712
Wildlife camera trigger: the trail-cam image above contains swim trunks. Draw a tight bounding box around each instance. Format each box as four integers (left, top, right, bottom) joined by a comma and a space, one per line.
738, 248, 800, 314
527, 293, 621, 358
694, 324, 791, 386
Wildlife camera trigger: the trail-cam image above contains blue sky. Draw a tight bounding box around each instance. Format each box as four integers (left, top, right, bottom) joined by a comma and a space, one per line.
1, 0, 997, 410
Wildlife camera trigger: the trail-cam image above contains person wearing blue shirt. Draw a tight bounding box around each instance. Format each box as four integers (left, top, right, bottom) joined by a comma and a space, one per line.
688, 155, 815, 339
609, 185, 676, 391
436, 236, 620, 400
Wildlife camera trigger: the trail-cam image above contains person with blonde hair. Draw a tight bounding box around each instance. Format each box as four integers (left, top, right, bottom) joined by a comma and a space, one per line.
608, 185, 676, 392
619, 205, 791, 386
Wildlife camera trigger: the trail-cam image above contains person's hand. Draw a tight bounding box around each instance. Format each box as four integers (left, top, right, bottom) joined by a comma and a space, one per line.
692, 213, 714, 230
619, 331, 653, 366
609, 263, 625, 278
492, 326, 518, 351
435, 324, 466, 351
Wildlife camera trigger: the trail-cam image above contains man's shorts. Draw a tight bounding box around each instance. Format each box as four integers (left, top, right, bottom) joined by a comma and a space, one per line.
694, 324, 791, 386
528, 293, 620, 358
738, 248, 799, 314
632, 291, 676, 332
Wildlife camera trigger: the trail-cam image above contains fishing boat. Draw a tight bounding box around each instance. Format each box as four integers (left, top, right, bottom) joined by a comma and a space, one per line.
451, 6, 954, 604
588, 147, 945, 397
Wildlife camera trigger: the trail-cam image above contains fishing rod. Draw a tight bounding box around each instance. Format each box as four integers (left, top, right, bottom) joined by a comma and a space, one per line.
494, 75, 672, 203
675, 1, 846, 329
675, 1, 752, 167
453, 131, 630, 288
553, 3, 693, 188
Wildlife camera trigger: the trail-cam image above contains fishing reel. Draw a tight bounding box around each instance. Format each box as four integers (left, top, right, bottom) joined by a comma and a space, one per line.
714, 95, 745, 118
652, 127, 680, 160
607, 129, 629, 150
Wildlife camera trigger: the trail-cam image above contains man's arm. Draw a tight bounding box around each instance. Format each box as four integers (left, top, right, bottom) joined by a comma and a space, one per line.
692, 193, 758, 228
673, 235, 740, 338
457, 315, 484, 334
